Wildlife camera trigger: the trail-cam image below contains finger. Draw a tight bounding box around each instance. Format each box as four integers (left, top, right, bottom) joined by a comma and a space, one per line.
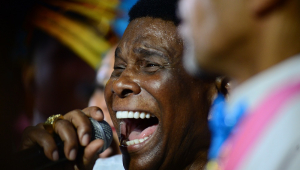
64, 109, 93, 146
54, 119, 78, 161
82, 139, 104, 169
21, 124, 59, 161
82, 106, 104, 121
99, 147, 113, 158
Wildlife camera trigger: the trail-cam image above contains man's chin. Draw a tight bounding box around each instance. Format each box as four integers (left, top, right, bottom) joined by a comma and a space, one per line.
183, 43, 219, 80
120, 148, 160, 170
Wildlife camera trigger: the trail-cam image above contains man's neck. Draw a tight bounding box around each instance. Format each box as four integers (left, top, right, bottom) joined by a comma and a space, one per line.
184, 150, 208, 170
229, 1, 300, 84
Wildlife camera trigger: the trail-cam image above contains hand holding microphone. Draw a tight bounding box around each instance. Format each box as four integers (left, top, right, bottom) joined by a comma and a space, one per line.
18, 106, 112, 170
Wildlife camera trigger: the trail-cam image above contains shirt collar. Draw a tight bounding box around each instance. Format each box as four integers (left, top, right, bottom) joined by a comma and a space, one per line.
227, 54, 300, 114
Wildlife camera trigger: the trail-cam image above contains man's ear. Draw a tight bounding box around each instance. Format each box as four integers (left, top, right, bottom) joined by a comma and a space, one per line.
250, 0, 283, 16
215, 77, 230, 97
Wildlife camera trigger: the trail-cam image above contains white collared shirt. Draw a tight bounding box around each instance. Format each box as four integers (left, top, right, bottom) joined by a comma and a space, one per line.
227, 54, 300, 115
224, 54, 300, 170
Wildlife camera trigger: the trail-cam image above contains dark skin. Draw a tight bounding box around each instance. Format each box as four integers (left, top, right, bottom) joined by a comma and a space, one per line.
106, 17, 214, 170
21, 17, 215, 170
21, 106, 105, 169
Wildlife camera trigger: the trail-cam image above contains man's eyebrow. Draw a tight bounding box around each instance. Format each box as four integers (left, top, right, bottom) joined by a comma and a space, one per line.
133, 47, 170, 62
115, 47, 126, 62
115, 47, 121, 58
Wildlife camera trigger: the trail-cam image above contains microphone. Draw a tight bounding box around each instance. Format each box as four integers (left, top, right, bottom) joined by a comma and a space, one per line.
11, 118, 113, 170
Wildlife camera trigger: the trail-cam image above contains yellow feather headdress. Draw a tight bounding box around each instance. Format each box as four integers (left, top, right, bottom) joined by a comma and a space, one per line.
28, 0, 119, 69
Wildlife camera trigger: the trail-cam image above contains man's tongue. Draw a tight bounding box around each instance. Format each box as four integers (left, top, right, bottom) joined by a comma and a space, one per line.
128, 124, 157, 141
120, 120, 158, 141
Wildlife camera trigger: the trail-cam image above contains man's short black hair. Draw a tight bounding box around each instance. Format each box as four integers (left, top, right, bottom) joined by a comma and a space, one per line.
128, 0, 180, 26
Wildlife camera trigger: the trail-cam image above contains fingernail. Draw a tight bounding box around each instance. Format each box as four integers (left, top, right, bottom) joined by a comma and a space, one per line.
96, 110, 102, 116
69, 149, 77, 160
52, 150, 59, 161
82, 134, 90, 146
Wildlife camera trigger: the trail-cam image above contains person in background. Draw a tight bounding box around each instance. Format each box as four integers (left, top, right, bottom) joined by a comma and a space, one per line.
179, 0, 300, 169
13, 0, 119, 147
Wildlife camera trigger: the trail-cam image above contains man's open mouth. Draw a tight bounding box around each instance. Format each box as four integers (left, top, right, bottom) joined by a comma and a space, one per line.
116, 111, 159, 147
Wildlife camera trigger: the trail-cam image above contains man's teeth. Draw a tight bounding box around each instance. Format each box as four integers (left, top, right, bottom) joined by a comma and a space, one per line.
126, 136, 149, 146
116, 111, 153, 119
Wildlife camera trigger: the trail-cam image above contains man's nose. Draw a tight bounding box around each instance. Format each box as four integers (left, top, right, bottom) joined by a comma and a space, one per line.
112, 73, 141, 98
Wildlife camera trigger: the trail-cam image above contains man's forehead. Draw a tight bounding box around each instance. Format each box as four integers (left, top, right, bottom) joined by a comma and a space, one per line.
117, 17, 182, 56
126, 17, 179, 39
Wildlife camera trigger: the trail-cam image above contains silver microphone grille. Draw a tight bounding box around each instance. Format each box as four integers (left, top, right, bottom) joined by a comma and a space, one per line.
89, 118, 113, 154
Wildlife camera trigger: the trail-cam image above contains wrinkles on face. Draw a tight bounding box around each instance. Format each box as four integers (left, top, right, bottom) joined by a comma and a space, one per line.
127, 18, 182, 62
105, 17, 212, 170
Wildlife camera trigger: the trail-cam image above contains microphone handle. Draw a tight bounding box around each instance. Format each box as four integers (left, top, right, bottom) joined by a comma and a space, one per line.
11, 134, 84, 170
